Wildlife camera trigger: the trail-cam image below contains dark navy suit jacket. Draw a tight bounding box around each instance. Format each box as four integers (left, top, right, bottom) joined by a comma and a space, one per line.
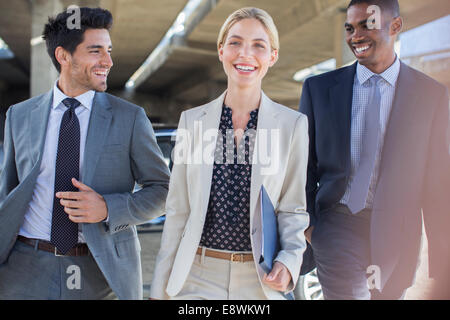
299, 61, 450, 291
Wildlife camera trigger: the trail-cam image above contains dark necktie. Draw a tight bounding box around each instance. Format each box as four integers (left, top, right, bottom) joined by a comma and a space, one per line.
50, 98, 81, 254
348, 75, 382, 214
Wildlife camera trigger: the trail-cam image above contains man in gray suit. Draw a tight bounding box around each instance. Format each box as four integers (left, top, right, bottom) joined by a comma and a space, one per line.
0, 7, 170, 299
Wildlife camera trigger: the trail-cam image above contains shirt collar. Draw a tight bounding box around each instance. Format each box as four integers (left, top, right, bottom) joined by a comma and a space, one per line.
356, 55, 400, 87
52, 80, 95, 111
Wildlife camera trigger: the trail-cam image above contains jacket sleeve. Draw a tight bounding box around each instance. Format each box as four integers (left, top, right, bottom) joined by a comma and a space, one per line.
298, 79, 318, 228
150, 111, 191, 299
422, 86, 450, 280
102, 107, 170, 233
0, 106, 19, 204
274, 114, 310, 293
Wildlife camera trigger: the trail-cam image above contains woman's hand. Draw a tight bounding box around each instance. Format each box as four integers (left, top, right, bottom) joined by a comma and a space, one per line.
262, 261, 292, 292
305, 226, 314, 244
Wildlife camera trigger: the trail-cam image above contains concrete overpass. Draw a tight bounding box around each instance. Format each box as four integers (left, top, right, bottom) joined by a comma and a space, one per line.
0, 0, 449, 124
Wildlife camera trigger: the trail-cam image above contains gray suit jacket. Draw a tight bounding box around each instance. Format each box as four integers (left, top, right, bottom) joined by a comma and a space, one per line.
0, 90, 170, 299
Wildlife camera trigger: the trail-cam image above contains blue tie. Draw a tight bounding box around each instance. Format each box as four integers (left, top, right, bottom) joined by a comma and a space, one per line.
348, 75, 382, 214
50, 98, 81, 254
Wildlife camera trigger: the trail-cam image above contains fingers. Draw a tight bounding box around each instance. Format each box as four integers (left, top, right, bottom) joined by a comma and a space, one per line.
67, 213, 89, 223
305, 226, 314, 244
63, 206, 87, 223
56, 179, 95, 201
72, 178, 93, 191
55, 181, 107, 223
56, 191, 83, 200
63, 206, 86, 216
262, 262, 291, 292
59, 198, 83, 209
266, 264, 282, 281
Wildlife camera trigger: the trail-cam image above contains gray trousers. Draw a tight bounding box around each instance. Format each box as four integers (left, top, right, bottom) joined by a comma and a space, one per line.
0, 240, 116, 300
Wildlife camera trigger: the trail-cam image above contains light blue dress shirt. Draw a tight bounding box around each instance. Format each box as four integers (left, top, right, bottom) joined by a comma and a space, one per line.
341, 57, 401, 209
19, 82, 94, 242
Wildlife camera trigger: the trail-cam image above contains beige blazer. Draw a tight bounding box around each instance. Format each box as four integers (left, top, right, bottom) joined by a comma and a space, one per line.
150, 91, 309, 300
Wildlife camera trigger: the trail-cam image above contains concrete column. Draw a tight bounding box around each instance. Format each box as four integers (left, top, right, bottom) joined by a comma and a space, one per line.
30, 0, 64, 96
334, 11, 355, 68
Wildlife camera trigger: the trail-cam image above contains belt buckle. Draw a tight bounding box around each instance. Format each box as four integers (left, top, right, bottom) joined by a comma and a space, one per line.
231, 253, 244, 263
54, 247, 68, 257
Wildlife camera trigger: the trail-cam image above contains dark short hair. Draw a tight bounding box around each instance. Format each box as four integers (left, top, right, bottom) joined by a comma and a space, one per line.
42, 7, 113, 72
347, 0, 400, 17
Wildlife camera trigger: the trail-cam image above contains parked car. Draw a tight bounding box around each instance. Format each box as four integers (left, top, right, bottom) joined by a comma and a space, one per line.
136, 125, 176, 229
295, 268, 323, 300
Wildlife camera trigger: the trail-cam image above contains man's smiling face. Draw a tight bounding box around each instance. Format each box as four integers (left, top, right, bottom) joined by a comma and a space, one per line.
345, 3, 400, 72
65, 28, 113, 93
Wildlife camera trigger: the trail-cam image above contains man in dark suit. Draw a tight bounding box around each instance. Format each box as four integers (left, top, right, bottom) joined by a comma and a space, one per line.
0, 7, 170, 299
299, 0, 449, 299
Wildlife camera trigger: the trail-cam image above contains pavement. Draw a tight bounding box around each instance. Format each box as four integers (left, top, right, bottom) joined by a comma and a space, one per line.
138, 224, 435, 300
138, 224, 163, 299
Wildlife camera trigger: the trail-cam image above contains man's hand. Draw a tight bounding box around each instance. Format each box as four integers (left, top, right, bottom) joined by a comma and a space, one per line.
262, 261, 292, 292
56, 178, 108, 223
305, 226, 314, 244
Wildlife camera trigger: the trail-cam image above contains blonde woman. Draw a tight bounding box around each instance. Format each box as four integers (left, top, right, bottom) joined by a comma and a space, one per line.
150, 7, 309, 300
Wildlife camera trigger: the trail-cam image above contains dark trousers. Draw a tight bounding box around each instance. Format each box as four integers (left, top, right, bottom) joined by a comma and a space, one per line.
312, 206, 407, 300
311, 207, 371, 300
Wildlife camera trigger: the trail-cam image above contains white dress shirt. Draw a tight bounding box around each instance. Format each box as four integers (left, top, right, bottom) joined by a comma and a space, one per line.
19, 81, 94, 242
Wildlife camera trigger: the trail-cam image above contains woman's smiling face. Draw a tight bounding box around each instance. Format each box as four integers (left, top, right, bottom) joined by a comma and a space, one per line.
218, 18, 278, 89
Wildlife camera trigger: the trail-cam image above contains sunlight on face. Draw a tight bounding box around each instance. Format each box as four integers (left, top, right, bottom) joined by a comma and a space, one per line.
219, 18, 278, 89
67, 28, 113, 93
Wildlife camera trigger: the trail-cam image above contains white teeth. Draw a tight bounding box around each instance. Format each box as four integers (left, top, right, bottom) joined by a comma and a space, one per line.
236, 65, 255, 71
355, 45, 370, 53
94, 71, 108, 76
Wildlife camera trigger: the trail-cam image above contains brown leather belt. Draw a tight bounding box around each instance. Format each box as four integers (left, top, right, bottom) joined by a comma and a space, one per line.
17, 235, 90, 256
196, 247, 253, 263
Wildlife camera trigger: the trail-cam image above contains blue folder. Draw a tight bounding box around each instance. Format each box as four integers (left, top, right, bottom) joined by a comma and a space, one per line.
258, 185, 294, 300
259, 185, 280, 274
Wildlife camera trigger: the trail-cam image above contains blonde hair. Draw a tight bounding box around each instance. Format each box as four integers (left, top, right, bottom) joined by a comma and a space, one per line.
217, 7, 279, 52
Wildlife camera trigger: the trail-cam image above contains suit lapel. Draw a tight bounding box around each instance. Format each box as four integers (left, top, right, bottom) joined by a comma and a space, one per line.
374, 62, 417, 197
199, 92, 225, 218
249, 92, 280, 228
82, 92, 112, 186
371, 63, 417, 286
198, 91, 281, 224
330, 63, 357, 164
29, 91, 53, 166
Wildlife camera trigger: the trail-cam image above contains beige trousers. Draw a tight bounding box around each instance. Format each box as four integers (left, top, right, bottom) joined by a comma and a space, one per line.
171, 248, 267, 300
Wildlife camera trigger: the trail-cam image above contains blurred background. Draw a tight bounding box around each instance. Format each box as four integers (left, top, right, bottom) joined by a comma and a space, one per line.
1, 0, 449, 126
0, 0, 449, 299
